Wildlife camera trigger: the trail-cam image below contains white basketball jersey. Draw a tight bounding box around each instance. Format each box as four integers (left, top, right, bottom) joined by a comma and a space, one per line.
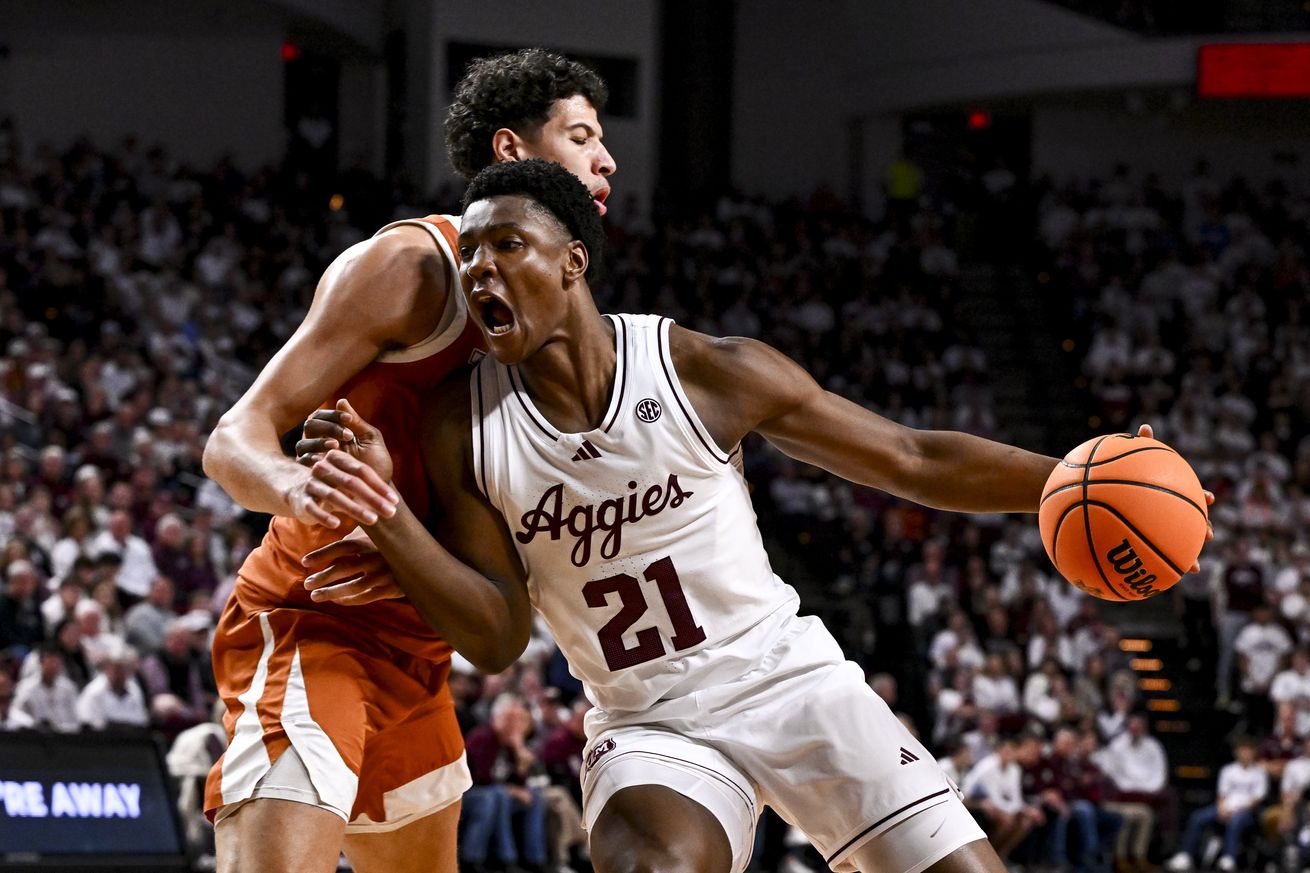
471, 314, 799, 713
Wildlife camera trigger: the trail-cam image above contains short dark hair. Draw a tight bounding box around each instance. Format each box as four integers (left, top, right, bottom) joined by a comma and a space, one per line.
445, 48, 608, 180
463, 159, 605, 284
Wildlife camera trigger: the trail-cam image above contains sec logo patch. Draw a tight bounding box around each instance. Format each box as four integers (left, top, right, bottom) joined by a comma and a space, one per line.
635, 398, 662, 423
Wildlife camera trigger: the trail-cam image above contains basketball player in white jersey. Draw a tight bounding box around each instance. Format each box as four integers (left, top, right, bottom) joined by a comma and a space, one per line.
295, 160, 1198, 873
200, 53, 614, 873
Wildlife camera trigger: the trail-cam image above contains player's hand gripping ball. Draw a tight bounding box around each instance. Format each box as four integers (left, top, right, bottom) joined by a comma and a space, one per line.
1038, 434, 1208, 601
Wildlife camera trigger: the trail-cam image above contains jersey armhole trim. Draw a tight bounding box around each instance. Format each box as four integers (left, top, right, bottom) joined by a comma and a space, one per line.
601, 314, 629, 434
656, 318, 732, 465
374, 216, 468, 364
472, 366, 490, 499
507, 366, 560, 441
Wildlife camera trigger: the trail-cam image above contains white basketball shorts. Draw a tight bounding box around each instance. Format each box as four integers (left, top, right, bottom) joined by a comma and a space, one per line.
579, 612, 985, 873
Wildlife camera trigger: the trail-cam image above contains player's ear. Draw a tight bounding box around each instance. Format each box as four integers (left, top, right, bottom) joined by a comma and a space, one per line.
491, 128, 525, 163
563, 241, 588, 283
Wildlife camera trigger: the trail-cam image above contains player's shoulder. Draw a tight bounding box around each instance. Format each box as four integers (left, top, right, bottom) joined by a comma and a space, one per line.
310, 218, 457, 338
361, 218, 455, 278
667, 322, 768, 371
666, 322, 811, 397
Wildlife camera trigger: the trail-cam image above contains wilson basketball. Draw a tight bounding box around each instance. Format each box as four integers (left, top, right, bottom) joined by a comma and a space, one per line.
1038, 434, 1208, 601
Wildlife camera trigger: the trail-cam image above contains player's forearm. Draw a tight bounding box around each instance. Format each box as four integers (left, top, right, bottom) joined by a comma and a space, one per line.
898, 430, 1059, 514
366, 504, 528, 673
202, 416, 309, 517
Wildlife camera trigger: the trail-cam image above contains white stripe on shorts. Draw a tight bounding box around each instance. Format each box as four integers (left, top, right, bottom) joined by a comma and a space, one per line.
218, 612, 276, 803
346, 753, 473, 834
280, 645, 359, 819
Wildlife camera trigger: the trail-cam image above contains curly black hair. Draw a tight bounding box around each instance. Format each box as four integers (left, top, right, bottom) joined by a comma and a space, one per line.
445, 48, 608, 180
463, 159, 605, 284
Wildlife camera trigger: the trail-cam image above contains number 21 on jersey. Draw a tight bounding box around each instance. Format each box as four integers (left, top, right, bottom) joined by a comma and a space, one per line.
582, 556, 706, 670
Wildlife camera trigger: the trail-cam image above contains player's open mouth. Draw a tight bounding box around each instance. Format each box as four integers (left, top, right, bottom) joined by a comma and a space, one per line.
478, 296, 516, 337
593, 186, 610, 216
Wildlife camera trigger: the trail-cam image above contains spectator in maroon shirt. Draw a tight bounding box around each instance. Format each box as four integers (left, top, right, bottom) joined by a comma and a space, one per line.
538, 697, 589, 871
77, 423, 125, 484
1053, 727, 1123, 873
1260, 703, 1302, 781
151, 514, 215, 606
541, 698, 589, 805
1218, 538, 1269, 705
462, 693, 548, 872
140, 617, 209, 732
34, 445, 73, 515
0, 559, 45, 659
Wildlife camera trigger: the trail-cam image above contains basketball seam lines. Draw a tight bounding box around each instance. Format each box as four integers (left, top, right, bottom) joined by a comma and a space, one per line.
1041, 479, 1207, 518
1080, 435, 1126, 601
1082, 500, 1187, 577
1058, 445, 1174, 469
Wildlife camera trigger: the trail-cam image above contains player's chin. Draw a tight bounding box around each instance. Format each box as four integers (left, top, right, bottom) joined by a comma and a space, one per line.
483, 326, 530, 365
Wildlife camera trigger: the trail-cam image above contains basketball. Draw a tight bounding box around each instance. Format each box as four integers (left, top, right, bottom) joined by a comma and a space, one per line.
1038, 434, 1208, 601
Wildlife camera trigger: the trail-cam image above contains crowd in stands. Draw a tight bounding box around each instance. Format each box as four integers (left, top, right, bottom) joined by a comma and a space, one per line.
2, 113, 1309, 873
1031, 161, 1310, 871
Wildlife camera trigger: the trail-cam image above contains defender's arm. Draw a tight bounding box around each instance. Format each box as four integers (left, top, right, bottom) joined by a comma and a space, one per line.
203, 226, 446, 525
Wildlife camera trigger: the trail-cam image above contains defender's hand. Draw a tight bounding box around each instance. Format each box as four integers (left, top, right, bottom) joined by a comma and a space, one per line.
302, 529, 404, 605
299, 399, 399, 526
298, 399, 396, 480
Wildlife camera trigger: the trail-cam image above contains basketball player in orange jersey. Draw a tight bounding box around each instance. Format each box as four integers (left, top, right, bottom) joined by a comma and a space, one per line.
297, 161, 1214, 873
200, 52, 614, 873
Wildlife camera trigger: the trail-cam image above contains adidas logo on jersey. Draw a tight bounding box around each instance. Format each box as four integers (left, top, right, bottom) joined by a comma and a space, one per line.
899, 748, 919, 765
571, 440, 603, 462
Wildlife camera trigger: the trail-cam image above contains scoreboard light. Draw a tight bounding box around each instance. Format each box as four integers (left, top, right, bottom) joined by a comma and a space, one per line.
1198, 43, 1310, 98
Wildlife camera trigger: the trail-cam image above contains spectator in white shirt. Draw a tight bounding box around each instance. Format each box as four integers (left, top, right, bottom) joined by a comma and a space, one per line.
40, 574, 84, 635
90, 509, 158, 605
962, 708, 1002, 766
962, 733, 1045, 859
1166, 738, 1268, 872
1271, 648, 1310, 738
1235, 603, 1293, 734
1023, 659, 1065, 724
973, 653, 1021, 714
0, 671, 35, 730
11, 642, 79, 732
1095, 714, 1169, 800
1274, 735, 1310, 838
124, 576, 177, 655
930, 611, 986, 671
74, 597, 125, 669
936, 738, 974, 787
48, 507, 94, 584
76, 640, 148, 730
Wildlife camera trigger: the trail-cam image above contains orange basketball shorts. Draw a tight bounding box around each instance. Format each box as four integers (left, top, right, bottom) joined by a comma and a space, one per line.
203, 589, 469, 832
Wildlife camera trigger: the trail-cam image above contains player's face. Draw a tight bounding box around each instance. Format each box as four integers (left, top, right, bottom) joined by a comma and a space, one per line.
458, 195, 582, 366
519, 96, 615, 215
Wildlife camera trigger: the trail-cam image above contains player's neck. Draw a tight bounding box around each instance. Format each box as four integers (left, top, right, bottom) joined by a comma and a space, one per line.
518, 311, 616, 433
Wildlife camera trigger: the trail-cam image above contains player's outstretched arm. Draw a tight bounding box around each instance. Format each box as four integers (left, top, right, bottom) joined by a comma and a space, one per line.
301, 381, 532, 673
672, 327, 1059, 514
202, 226, 443, 527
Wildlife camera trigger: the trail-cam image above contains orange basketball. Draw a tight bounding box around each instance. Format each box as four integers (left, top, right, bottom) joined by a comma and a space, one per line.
1038, 434, 1208, 601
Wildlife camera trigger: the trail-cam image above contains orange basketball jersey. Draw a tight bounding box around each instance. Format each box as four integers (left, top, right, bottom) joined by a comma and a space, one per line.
232, 214, 482, 662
